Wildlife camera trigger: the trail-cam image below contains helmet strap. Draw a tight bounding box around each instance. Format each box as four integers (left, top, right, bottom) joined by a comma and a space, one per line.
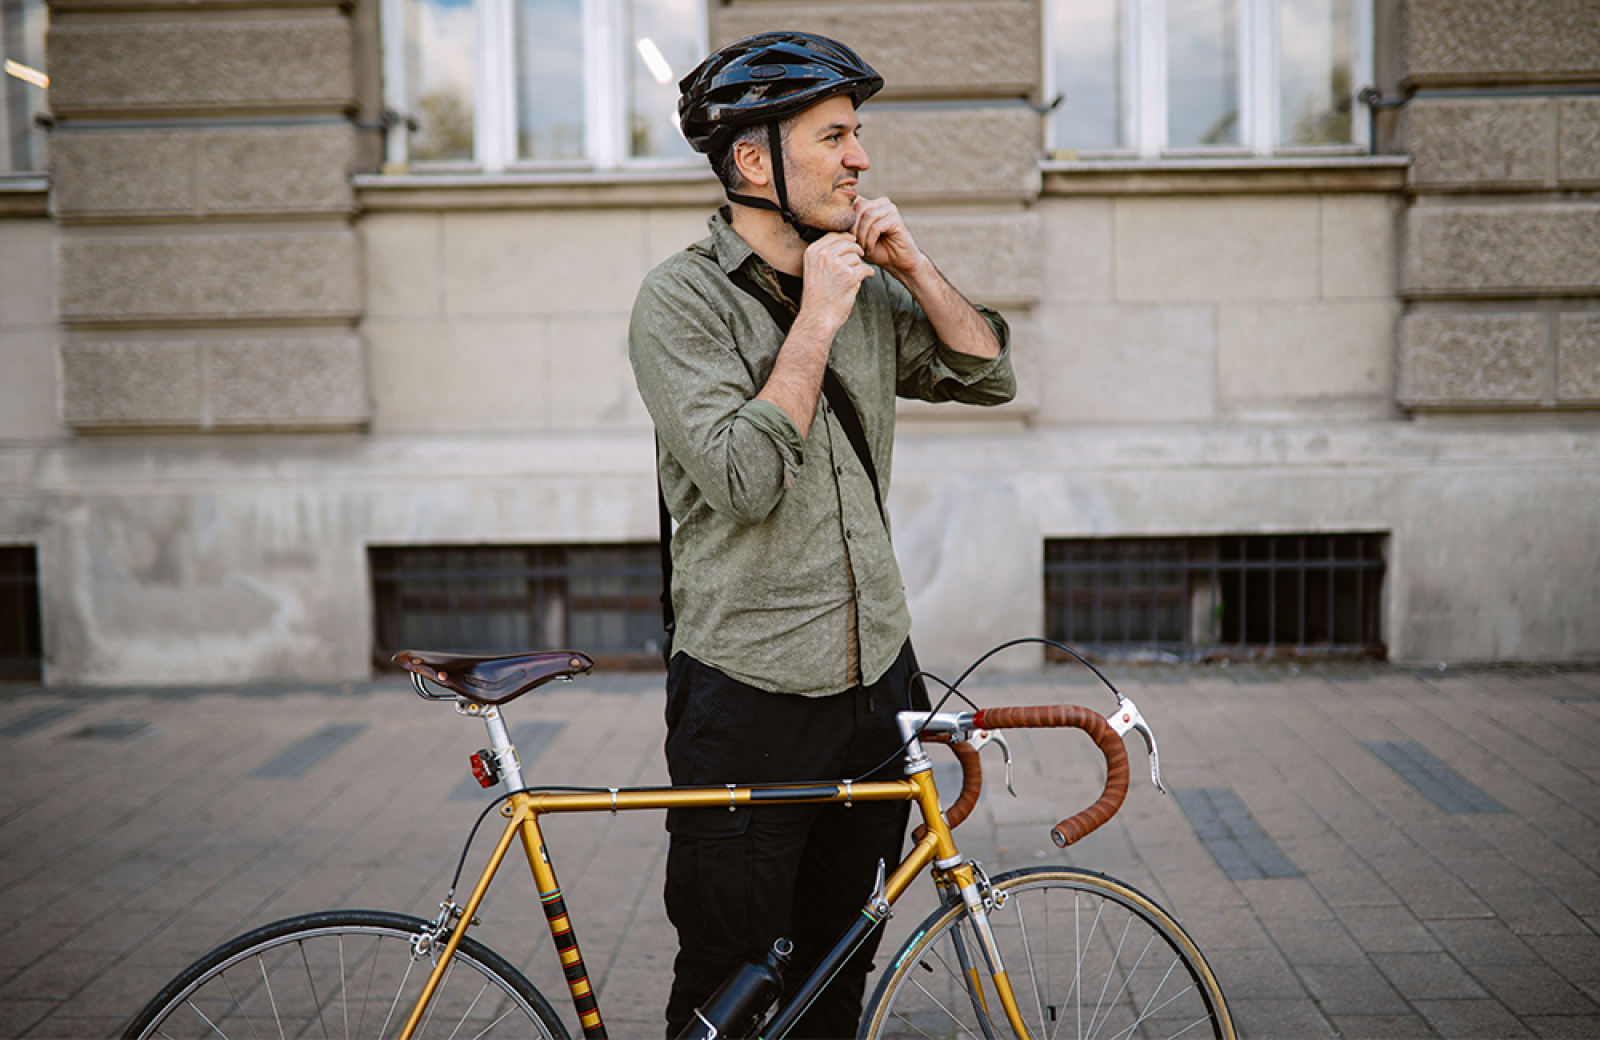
724, 121, 827, 244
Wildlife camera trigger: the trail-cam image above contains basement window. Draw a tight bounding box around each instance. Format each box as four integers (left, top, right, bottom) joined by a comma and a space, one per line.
1045, 533, 1386, 659
0, 546, 43, 680
370, 543, 664, 671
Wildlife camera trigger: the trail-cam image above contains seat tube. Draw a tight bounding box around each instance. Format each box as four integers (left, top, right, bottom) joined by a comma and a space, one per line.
516, 806, 608, 1039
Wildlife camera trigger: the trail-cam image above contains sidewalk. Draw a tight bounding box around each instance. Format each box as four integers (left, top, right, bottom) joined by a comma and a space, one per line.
1, 660, 1597, 1038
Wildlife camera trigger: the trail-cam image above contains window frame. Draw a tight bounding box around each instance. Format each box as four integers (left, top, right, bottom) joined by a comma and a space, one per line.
379, 0, 705, 173
1045, 0, 1373, 160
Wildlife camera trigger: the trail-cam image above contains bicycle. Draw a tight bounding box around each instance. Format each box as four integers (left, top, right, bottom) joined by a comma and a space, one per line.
124, 640, 1234, 1040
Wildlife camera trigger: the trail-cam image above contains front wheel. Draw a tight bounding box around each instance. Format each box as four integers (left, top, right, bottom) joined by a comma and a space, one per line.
860, 867, 1233, 1040
123, 909, 569, 1040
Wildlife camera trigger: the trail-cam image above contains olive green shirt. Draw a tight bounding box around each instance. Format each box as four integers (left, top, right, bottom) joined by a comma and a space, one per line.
629, 210, 1015, 696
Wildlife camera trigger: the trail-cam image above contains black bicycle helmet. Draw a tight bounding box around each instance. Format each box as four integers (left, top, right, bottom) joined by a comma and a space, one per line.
678, 32, 883, 158
678, 32, 883, 241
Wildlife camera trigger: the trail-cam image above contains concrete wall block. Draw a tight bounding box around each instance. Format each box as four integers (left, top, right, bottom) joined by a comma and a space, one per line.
858, 105, 1040, 201
60, 340, 205, 427
1557, 98, 1600, 186
1033, 304, 1218, 424
715, 3, 1041, 99
1402, 0, 1600, 85
1322, 195, 1401, 300
1402, 204, 1600, 297
907, 211, 1042, 307
49, 125, 356, 219
197, 126, 357, 214
210, 337, 369, 426
0, 220, 57, 328
49, 132, 194, 218
1397, 311, 1546, 406
1115, 196, 1321, 303
1219, 301, 1398, 416
1398, 98, 1553, 189
58, 230, 362, 324
47, 20, 356, 115
1556, 313, 1600, 404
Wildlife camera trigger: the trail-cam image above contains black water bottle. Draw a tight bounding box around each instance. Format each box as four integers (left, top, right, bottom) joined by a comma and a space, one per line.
675, 938, 793, 1040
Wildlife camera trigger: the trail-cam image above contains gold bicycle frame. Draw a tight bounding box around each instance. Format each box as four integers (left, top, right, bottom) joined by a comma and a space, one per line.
398, 763, 1036, 1040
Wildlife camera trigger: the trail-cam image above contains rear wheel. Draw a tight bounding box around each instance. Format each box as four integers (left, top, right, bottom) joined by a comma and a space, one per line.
860, 867, 1233, 1040
123, 909, 569, 1040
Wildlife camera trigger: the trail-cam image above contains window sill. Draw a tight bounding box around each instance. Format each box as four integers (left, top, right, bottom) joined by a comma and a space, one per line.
0, 177, 49, 218
1040, 155, 1411, 196
353, 167, 723, 212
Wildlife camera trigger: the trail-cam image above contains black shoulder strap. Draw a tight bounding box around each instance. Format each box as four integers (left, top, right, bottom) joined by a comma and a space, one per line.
654, 264, 888, 663
726, 266, 886, 526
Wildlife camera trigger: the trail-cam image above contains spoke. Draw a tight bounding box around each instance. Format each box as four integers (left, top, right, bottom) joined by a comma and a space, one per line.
905, 976, 985, 1040
378, 950, 420, 1040
298, 938, 330, 1040
259, 954, 286, 1040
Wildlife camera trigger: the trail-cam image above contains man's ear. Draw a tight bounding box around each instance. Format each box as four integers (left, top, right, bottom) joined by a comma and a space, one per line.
733, 137, 771, 189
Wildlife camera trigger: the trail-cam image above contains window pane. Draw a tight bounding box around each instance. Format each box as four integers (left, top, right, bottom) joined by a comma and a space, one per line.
516, 0, 585, 160
626, 0, 697, 160
405, 0, 476, 161
1167, 0, 1239, 147
1050, 0, 1124, 152
1279, 0, 1353, 145
1, 0, 49, 173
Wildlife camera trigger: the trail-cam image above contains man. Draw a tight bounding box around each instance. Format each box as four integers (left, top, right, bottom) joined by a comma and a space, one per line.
628, 31, 1015, 1038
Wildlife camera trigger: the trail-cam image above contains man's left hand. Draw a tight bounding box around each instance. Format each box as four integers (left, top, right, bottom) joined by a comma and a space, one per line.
851, 196, 925, 277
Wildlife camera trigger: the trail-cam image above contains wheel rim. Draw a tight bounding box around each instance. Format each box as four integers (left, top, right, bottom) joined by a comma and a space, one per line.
135, 917, 560, 1040
867, 871, 1228, 1040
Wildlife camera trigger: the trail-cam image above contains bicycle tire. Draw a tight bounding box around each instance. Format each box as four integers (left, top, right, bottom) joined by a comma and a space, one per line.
123, 909, 570, 1040
859, 867, 1233, 1040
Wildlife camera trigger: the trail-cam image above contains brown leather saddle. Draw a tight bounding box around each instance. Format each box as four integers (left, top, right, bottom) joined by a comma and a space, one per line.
392, 649, 594, 705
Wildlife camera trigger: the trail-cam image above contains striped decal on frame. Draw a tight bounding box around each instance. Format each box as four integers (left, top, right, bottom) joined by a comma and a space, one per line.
541, 887, 607, 1038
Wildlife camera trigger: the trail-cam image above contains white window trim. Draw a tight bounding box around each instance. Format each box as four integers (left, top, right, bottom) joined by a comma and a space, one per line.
379, 0, 705, 173
1048, 0, 1372, 160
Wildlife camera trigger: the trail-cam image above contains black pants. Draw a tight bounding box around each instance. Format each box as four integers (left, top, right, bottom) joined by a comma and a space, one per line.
662, 642, 929, 1039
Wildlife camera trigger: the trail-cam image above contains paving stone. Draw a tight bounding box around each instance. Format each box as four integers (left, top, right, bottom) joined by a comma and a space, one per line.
1374, 951, 1491, 1001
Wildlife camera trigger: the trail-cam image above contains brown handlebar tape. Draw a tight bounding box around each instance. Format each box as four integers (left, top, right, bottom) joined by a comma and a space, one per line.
974, 705, 1131, 847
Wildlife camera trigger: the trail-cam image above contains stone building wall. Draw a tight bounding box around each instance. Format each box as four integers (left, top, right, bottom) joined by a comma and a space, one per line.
45, 0, 371, 431
1392, 0, 1600, 410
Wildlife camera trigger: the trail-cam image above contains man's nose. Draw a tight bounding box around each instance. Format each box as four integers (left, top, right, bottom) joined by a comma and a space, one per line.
845, 137, 870, 171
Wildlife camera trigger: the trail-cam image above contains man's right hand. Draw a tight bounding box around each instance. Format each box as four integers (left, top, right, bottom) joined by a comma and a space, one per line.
801, 231, 876, 334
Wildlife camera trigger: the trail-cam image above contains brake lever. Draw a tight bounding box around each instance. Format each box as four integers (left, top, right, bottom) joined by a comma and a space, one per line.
966, 728, 1017, 797
1106, 696, 1167, 794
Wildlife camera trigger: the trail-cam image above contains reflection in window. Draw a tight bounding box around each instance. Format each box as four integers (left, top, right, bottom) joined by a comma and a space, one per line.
404, 0, 476, 161
1049, 0, 1124, 152
1, 0, 49, 174
1167, 0, 1239, 147
1279, 0, 1354, 145
1047, 0, 1366, 158
517, 0, 584, 160
386, 0, 703, 170
627, 0, 698, 161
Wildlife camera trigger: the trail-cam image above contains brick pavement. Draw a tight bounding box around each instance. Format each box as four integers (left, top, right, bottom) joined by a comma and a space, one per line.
1, 661, 1597, 1038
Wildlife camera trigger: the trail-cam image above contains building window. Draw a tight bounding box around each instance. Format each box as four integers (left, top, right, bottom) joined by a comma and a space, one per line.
370, 543, 664, 670
1045, 534, 1385, 659
0, 546, 43, 680
1, 0, 49, 174
381, 0, 703, 171
1047, 0, 1370, 158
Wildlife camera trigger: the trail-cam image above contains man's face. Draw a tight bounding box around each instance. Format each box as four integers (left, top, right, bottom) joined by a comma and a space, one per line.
780, 94, 871, 233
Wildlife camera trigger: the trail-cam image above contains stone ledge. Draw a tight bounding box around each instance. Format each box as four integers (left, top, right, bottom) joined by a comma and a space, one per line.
714, 2, 1041, 100
58, 229, 363, 325
1042, 157, 1411, 196
60, 335, 369, 430
47, 20, 357, 117
51, 124, 358, 221
354, 168, 723, 212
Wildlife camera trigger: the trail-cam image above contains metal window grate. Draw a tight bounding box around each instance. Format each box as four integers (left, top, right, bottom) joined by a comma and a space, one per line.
370, 543, 664, 671
1045, 534, 1386, 658
0, 546, 43, 681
